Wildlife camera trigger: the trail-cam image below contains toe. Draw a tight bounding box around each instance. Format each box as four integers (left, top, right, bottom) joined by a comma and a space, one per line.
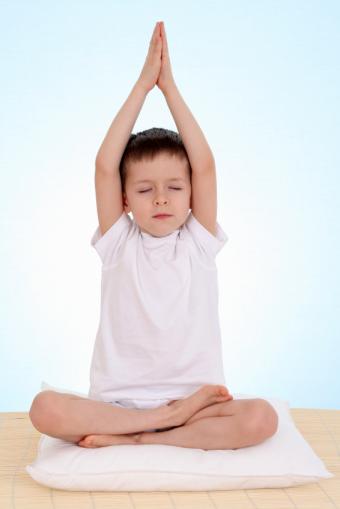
219, 386, 229, 396
79, 435, 96, 448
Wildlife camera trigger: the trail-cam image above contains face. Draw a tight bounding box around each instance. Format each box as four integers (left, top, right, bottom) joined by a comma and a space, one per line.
123, 152, 192, 237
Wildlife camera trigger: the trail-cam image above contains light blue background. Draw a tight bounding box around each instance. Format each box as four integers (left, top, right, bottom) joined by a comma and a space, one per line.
1, 1, 339, 411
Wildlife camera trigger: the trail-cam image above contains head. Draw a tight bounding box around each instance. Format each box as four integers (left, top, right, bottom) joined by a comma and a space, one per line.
120, 127, 192, 237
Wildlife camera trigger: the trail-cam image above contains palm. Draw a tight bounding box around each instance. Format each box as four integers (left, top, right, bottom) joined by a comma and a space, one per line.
156, 22, 175, 92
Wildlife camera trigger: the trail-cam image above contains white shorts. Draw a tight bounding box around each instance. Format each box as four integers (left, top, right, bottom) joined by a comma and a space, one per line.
111, 398, 173, 410
110, 398, 174, 433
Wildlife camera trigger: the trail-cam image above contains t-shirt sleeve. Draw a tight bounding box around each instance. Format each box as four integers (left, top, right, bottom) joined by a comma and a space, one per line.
90, 211, 132, 267
185, 212, 228, 259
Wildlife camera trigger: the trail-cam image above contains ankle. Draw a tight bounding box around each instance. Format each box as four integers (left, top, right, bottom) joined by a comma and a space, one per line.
164, 403, 182, 427
133, 432, 143, 444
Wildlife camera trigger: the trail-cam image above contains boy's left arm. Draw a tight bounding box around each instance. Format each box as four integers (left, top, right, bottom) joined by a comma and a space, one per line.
157, 22, 217, 236
163, 83, 217, 236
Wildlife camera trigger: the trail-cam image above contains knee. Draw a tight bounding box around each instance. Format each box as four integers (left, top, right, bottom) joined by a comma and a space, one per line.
246, 399, 279, 440
29, 390, 62, 433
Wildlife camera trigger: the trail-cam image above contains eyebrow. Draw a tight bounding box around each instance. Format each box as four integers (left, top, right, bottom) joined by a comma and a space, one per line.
133, 178, 186, 185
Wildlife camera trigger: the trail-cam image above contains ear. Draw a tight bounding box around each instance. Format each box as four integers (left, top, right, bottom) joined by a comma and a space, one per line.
123, 193, 131, 214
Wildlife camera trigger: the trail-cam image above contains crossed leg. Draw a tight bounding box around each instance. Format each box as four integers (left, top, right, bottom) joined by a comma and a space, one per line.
140, 398, 279, 450
79, 398, 279, 450
29, 384, 233, 444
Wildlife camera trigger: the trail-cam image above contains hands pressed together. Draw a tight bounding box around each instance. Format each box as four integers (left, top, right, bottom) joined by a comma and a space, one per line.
137, 21, 175, 95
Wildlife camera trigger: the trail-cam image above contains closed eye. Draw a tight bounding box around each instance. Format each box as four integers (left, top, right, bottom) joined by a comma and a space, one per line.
138, 187, 182, 193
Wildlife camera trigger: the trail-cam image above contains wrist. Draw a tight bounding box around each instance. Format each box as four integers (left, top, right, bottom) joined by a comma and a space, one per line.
162, 80, 177, 98
135, 79, 150, 97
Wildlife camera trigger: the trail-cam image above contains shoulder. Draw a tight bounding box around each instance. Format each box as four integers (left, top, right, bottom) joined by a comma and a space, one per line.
180, 211, 228, 260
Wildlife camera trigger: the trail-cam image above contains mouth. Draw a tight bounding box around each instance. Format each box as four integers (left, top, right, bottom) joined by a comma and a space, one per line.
153, 214, 172, 219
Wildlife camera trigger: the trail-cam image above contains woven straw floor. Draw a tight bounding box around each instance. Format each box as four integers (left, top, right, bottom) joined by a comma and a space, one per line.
0, 408, 339, 509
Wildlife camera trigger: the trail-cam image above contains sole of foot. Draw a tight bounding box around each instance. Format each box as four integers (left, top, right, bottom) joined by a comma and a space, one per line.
77, 385, 233, 447
78, 432, 140, 448
165, 384, 233, 428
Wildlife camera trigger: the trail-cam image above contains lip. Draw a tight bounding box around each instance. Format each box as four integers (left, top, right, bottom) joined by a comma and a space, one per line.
153, 214, 172, 219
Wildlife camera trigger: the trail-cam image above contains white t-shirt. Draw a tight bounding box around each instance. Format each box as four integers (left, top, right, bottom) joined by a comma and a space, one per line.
88, 211, 228, 403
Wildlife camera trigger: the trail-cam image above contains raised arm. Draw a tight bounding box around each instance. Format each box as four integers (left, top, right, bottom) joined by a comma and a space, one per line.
157, 22, 218, 236
95, 21, 163, 172
94, 82, 148, 235
156, 22, 215, 172
95, 83, 147, 172
94, 22, 163, 235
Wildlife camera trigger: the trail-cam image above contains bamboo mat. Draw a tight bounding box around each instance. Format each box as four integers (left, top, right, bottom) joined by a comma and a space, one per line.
0, 408, 339, 509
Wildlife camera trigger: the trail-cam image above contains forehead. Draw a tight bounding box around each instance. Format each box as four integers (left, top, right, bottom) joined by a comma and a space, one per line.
128, 153, 189, 184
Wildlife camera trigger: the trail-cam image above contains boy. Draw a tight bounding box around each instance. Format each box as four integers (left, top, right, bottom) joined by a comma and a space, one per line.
29, 22, 278, 450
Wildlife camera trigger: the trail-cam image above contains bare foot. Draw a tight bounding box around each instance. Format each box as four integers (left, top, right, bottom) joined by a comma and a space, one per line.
77, 385, 233, 447
78, 432, 141, 448
165, 384, 233, 428
78, 384, 233, 446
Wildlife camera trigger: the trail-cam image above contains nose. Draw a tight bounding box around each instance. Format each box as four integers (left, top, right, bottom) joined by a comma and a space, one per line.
153, 194, 168, 206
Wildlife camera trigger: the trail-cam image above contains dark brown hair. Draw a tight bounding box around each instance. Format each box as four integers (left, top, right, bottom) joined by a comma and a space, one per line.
119, 127, 192, 192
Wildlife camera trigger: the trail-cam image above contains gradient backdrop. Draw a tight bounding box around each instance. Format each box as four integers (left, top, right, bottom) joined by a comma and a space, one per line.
1, 1, 339, 411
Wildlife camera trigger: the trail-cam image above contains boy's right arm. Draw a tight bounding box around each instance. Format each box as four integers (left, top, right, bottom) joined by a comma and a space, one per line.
95, 81, 148, 236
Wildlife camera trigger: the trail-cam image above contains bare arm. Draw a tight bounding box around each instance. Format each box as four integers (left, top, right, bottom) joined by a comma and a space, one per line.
94, 23, 163, 235
163, 82, 218, 236
95, 22, 162, 173
163, 83, 215, 172
157, 22, 217, 236
157, 22, 215, 173
95, 81, 147, 173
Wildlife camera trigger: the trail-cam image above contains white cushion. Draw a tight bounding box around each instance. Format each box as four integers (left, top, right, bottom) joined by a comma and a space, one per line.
25, 381, 334, 491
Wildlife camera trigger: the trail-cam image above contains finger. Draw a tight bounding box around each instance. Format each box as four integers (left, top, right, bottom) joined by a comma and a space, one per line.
160, 21, 169, 54
149, 22, 158, 45
152, 23, 162, 44
152, 24, 162, 52
154, 22, 162, 39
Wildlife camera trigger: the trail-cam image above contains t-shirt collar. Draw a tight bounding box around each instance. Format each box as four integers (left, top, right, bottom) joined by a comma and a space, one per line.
140, 227, 180, 248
